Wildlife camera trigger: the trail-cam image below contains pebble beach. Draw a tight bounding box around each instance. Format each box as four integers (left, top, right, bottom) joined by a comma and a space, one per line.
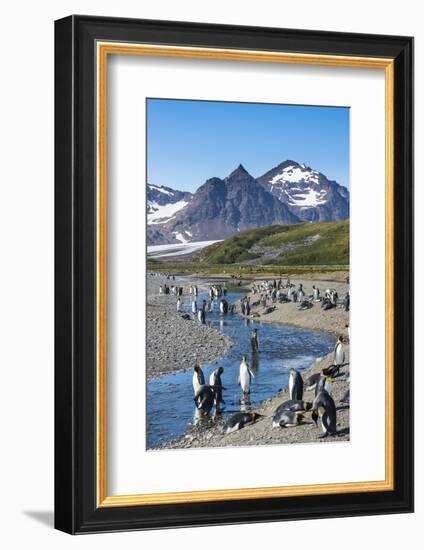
146, 274, 233, 381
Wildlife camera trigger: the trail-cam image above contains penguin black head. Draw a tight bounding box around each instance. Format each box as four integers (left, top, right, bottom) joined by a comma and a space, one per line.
194, 364, 201, 373
338, 335, 344, 342
218, 366, 224, 375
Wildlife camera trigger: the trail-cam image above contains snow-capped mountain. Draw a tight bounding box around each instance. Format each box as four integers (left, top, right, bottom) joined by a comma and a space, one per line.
146, 160, 349, 245
257, 160, 349, 222
147, 184, 192, 225
146, 165, 299, 245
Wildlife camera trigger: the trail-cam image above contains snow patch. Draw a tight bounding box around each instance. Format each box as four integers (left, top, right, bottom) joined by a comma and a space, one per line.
288, 188, 327, 207
147, 200, 188, 224
270, 165, 320, 185
148, 184, 174, 196
174, 232, 189, 244
147, 240, 221, 258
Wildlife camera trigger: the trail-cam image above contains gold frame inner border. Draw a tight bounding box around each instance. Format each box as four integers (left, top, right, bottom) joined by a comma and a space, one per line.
96, 42, 395, 508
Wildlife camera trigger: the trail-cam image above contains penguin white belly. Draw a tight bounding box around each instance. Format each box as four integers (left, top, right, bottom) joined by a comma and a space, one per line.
192, 375, 201, 395
209, 372, 216, 386
226, 423, 241, 434
320, 414, 328, 434
288, 375, 294, 399
335, 344, 345, 365
192, 381, 200, 395
239, 366, 250, 393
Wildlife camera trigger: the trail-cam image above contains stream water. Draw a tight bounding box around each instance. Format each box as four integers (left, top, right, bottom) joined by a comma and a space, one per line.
146, 289, 335, 449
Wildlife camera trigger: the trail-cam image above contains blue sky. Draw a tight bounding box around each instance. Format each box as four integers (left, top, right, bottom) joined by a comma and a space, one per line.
147, 98, 349, 192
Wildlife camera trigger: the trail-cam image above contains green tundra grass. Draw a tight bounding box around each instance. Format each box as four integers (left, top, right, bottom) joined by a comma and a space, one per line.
147, 220, 349, 275
195, 220, 349, 266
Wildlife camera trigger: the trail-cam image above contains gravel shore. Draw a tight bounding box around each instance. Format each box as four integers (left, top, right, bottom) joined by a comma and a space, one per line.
146, 274, 233, 381
244, 276, 349, 336
157, 346, 350, 450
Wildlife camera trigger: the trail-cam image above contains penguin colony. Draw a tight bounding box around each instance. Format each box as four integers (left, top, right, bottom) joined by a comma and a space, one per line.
156, 273, 349, 441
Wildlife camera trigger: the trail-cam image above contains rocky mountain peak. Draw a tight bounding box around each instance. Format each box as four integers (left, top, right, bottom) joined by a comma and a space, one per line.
225, 163, 255, 183
257, 160, 349, 222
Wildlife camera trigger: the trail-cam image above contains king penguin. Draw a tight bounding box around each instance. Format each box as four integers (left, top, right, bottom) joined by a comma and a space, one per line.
192, 364, 205, 395
223, 412, 263, 434
288, 369, 304, 400
272, 408, 305, 428
209, 366, 225, 407
238, 355, 255, 395
193, 384, 215, 416
250, 328, 259, 352
333, 335, 345, 366
197, 308, 206, 324
315, 373, 333, 396
311, 390, 337, 437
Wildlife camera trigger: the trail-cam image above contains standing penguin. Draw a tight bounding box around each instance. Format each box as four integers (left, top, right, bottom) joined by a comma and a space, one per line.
238, 355, 255, 395
343, 292, 350, 312
193, 385, 215, 416
192, 364, 205, 395
297, 284, 304, 302
176, 298, 182, 312
219, 299, 228, 314
197, 308, 206, 324
315, 373, 332, 396
345, 324, 350, 342
191, 300, 197, 314
288, 369, 304, 400
209, 366, 225, 408
333, 335, 345, 367
250, 328, 259, 352
312, 390, 337, 437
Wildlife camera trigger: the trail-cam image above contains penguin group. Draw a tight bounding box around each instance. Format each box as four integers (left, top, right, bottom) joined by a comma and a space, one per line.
271, 334, 348, 437
155, 272, 349, 443
242, 278, 349, 316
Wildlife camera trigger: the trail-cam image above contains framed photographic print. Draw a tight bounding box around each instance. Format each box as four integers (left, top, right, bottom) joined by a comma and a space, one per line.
54, 15, 414, 534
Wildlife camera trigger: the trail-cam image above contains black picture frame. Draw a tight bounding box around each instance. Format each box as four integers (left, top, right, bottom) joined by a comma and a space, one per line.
55, 14, 414, 534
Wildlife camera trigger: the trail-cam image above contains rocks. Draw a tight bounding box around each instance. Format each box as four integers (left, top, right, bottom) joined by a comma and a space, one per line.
146, 275, 233, 381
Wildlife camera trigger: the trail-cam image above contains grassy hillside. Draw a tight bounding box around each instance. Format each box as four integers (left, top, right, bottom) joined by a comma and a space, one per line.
195, 221, 349, 267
